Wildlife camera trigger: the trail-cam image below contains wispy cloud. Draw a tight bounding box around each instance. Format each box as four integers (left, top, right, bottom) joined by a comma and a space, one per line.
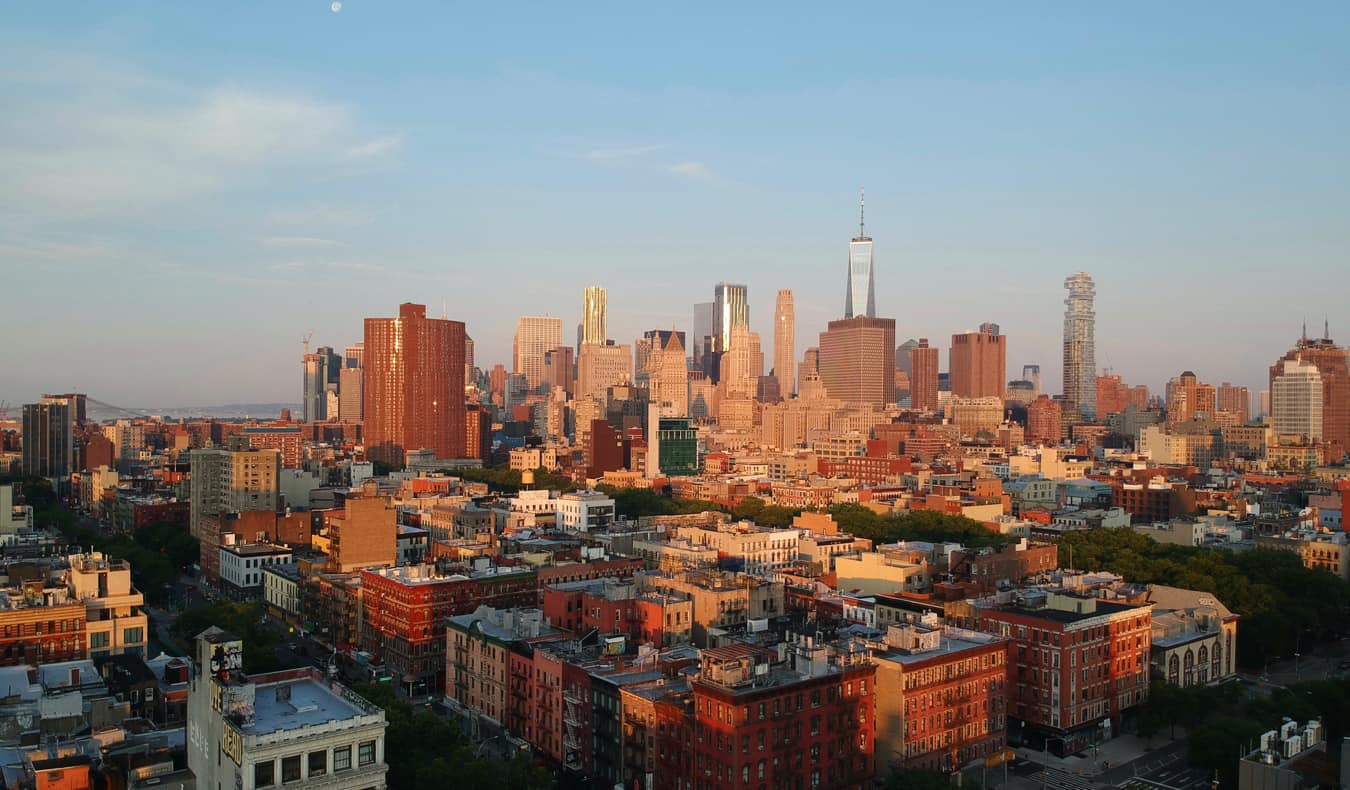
582, 144, 666, 162
269, 258, 387, 276
344, 134, 402, 161
261, 236, 345, 249
666, 160, 720, 184
265, 204, 369, 228
0, 54, 401, 214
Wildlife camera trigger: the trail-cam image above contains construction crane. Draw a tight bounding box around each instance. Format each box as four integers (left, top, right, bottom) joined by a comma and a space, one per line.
302, 330, 314, 356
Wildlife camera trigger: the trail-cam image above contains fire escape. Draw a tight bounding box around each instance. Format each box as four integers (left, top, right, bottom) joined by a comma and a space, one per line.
562, 683, 586, 773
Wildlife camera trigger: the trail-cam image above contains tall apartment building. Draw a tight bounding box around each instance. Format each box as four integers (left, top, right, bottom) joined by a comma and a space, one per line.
514, 316, 565, 391
364, 302, 466, 466
950, 325, 1006, 399
22, 398, 73, 483
1095, 373, 1128, 418
1216, 382, 1250, 423
338, 366, 364, 421
1062, 273, 1098, 422
909, 339, 939, 411
712, 283, 749, 353
582, 286, 608, 345
773, 289, 796, 397
302, 346, 341, 423
189, 443, 280, 537
1270, 359, 1324, 441
1269, 328, 1348, 447
187, 628, 389, 790
818, 317, 896, 405
1026, 395, 1062, 444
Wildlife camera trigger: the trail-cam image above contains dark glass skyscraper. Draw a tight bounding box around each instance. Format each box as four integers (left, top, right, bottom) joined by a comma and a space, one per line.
844, 189, 876, 319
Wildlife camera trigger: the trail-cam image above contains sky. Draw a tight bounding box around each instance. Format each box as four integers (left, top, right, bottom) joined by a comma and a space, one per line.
2, 2, 1349, 409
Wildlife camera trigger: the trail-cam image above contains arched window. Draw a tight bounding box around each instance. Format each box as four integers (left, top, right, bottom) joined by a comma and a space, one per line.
1212, 641, 1223, 680
1168, 655, 1179, 684
1197, 646, 1209, 684
1183, 650, 1195, 686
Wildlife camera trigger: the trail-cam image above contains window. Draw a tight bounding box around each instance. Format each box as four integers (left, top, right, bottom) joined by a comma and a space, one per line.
281, 755, 301, 783
358, 740, 376, 766
254, 761, 275, 787
308, 751, 327, 776
124, 627, 144, 645
90, 632, 109, 650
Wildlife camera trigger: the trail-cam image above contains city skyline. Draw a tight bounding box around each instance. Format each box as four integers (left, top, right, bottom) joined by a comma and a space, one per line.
4, 4, 1350, 406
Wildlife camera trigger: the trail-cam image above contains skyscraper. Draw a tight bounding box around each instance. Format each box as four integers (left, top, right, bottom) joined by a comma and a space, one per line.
364, 303, 466, 466
302, 346, 340, 422
21, 398, 72, 482
719, 325, 764, 400
648, 331, 689, 417
895, 339, 918, 377
1021, 365, 1042, 396
692, 302, 715, 364
344, 342, 365, 369
817, 316, 895, 404
949, 325, 1007, 399
712, 283, 749, 353
1271, 359, 1324, 441
1269, 325, 1349, 447
576, 343, 634, 400
910, 338, 939, 411
844, 189, 876, 319
514, 316, 564, 391
773, 289, 795, 397
1062, 273, 1098, 421
582, 286, 607, 346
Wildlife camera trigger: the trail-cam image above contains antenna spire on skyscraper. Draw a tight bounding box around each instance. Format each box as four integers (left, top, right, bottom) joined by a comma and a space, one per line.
859, 187, 865, 237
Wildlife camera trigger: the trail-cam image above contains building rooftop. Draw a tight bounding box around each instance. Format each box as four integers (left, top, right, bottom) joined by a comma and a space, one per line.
221, 542, 292, 557
248, 673, 380, 735
871, 627, 1004, 666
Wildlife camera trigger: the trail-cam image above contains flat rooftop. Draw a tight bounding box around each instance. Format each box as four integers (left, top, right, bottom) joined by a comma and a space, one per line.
249, 676, 375, 735
222, 543, 291, 557
873, 631, 1004, 666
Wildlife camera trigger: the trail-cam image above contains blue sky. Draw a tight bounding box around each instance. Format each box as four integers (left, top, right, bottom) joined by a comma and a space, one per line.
2, 2, 1348, 407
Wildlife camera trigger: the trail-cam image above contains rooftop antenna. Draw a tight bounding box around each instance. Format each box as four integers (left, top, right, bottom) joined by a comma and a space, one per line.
1301, 320, 1307, 343
1324, 317, 1330, 341
442, 300, 448, 320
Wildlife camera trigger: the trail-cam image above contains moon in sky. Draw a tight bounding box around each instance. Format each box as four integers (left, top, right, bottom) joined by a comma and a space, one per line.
331, 2, 342, 12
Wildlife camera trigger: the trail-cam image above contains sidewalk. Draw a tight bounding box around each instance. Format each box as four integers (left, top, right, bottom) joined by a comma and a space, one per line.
1014, 733, 1185, 779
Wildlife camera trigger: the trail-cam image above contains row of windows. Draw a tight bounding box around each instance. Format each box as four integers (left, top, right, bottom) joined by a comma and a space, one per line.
252, 740, 377, 787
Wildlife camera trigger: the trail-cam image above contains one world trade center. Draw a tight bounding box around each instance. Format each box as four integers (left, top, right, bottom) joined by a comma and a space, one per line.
844, 188, 875, 319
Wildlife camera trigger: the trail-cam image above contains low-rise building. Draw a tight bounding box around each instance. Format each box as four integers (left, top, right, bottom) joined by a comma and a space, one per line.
263, 563, 302, 624
1146, 585, 1239, 688
555, 490, 617, 533
220, 539, 294, 601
